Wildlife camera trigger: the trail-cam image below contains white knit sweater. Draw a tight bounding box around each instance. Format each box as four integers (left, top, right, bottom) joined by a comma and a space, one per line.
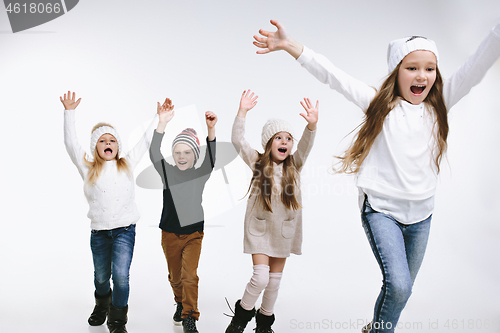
64, 109, 157, 230
297, 24, 500, 224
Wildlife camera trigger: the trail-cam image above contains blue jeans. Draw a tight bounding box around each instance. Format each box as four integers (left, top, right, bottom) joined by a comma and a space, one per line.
361, 199, 431, 333
90, 224, 136, 308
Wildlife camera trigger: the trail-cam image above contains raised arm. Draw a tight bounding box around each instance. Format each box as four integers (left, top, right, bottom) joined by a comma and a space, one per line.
124, 99, 167, 169
299, 97, 319, 131
156, 98, 175, 134
149, 98, 174, 165
150, 98, 177, 184
253, 20, 304, 59
255, 20, 375, 111
195, 111, 218, 177
232, 90, 259, 167
205, 111, 217, 141
196, 138, 217, 182
236, 89, 258, 118
297, 47, 376, 111
61, 91, 86, 179
294, 98, 318, 170
444, 24, 500, 110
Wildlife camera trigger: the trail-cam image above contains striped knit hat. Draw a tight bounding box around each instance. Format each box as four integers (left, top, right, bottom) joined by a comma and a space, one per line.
172, 128, 201, 164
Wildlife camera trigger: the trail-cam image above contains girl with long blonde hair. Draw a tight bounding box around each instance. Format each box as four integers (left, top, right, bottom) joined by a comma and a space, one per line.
225, 90, 318, 333
253, 20, 500, 333
61, 91, 159, 333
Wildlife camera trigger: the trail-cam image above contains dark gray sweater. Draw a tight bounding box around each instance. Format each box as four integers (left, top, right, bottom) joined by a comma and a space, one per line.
149, 130, 216, 234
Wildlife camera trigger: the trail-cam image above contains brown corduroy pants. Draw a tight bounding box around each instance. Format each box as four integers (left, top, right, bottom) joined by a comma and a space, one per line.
161, 230, 204, 320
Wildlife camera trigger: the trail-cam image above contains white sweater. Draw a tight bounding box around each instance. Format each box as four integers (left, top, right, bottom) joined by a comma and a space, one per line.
297, 25, 500, 224
64, 109, 157, 230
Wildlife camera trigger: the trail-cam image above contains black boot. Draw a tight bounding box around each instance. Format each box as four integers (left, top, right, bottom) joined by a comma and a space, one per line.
182, 311, 199, 333
107, 305, 128, 333
173, 302, 183, 326
255, 309, 275, 333
88, 289, 112, 326
225, 299, 256, 333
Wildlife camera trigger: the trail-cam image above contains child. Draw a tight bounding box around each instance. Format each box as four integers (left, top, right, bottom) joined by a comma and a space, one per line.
61, 91, 159, 333
225, 90, 318, 333
149, 99, 217, 333
253, 20, 500, 333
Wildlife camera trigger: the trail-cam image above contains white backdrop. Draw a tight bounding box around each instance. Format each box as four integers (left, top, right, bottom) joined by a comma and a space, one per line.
1, 1, 499, 332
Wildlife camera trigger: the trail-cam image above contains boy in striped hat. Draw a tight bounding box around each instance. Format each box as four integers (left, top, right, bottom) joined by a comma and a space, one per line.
172, 128, 201, 171
149, 98, 217, 333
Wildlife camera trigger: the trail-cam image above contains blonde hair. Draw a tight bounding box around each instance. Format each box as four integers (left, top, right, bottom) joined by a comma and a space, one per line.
84, 122, 131, 184
335, 63, 448, 174
247, 134, 301, 213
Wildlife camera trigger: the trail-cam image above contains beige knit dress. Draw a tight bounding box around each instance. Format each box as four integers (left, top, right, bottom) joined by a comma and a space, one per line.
231, 116, 316, 258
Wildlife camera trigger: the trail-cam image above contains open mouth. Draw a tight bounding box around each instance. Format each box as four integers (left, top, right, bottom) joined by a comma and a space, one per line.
178, 161, 187, 165
104, 148, 113, 155
410, 85, 426, 95
278, 148, 287, 154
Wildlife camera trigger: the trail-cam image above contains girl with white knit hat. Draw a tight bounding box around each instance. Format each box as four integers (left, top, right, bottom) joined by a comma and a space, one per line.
61, 91, 159, 333
253, 20, 500, 333
225, 89, 318, 333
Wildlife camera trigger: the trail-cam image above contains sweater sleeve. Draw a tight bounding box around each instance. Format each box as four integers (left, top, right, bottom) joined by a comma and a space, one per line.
196, 137, 216, 180
63, 109, 87, 179
444, 24, 500, 109
292, 125, 317, 171
149, 129, 167, 187
124, 114, 159, 170
231, 116, 259, 168
297, 46, 376, 111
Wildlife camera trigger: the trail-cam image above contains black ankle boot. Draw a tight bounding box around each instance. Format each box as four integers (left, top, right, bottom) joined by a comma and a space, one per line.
173, 302, 183, 325
182, 312, 199, 333
255, 309, 275, 333
225, 299, 256, 333
107, 305, 128, 333
88, 289, 112, 326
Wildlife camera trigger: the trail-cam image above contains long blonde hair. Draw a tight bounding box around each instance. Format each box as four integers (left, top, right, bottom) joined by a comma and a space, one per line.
247, 134, 301, 213
84, 123, 130, 184
335, 64, 448, 174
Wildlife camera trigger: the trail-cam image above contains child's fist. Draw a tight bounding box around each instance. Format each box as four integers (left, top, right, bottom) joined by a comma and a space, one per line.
205, 111, 218, 128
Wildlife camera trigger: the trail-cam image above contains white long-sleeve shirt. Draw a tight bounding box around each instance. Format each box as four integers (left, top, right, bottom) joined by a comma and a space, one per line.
64, 109, 157, 230
297, 25, 500, 224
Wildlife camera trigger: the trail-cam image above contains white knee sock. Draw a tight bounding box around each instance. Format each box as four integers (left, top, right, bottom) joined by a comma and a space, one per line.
240, 265, 270, 311
260, 272, 282, 316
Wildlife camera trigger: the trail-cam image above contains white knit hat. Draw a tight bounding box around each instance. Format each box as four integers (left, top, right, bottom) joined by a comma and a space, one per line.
387, 36, 439, 73
90, 125, 122, 156
261, 118, 294, 149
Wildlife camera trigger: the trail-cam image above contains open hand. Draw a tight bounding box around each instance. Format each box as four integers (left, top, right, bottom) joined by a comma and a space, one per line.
299, 98, 319, 130
253, 20, 291, 54
253, 20, 290, 54
157, 98, 174, 123
253, 20, 303, 59
238, 89, 258, 117
60, 91, 81, 110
